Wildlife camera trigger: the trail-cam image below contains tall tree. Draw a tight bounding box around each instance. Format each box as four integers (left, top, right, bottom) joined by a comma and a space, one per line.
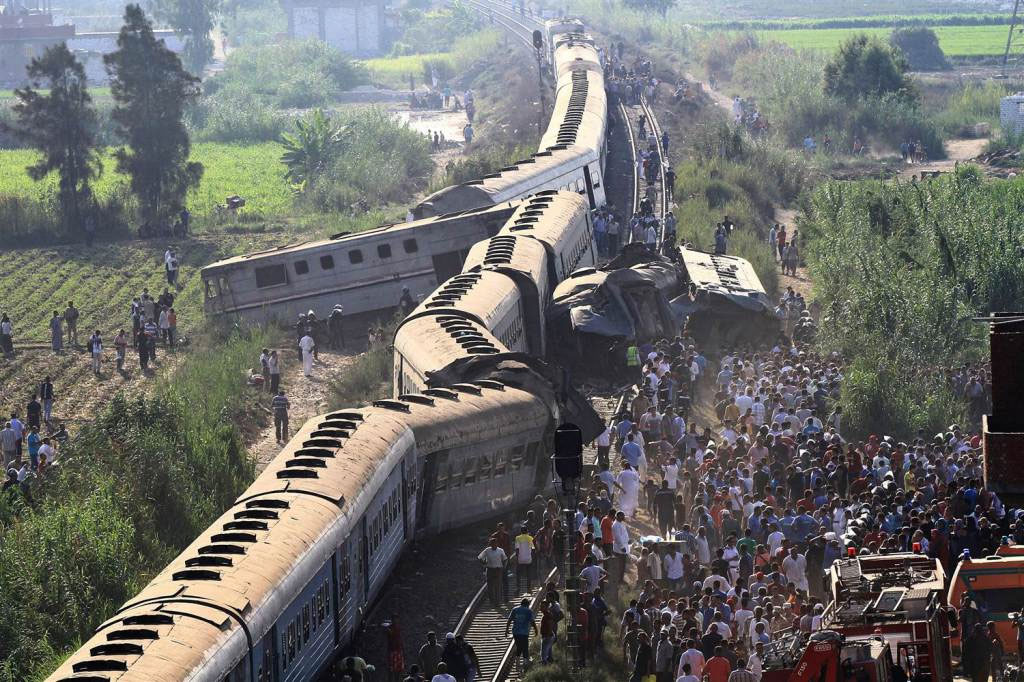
154, 0, 219, 77
105, 4, 203, 226
9, 43, 101, 233
823, 34, 916, 103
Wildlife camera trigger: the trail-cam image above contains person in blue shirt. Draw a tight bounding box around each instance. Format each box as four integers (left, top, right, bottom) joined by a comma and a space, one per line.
792, 507, 818, 542
621, 433, 644, 470
505, 598, 537, 666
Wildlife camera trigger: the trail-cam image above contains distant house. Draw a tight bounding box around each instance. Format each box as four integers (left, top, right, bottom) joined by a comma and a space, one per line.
279, 0, 385, 56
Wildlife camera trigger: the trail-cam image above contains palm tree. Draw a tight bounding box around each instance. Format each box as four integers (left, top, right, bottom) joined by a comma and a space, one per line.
280, 109, 348, 189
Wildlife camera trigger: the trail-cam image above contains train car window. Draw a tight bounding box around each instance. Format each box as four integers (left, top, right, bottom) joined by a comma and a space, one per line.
261, 644, 272, 682
302, 605, 311, 643
434, 452, 449, 492
319, 583, 328, 622
340, 555, 351, 598
377, 244, 393, 259
403, 238, 419, 254
383, 502, 391, 533
320, 255, 335, 270
463, 457, 478, 485
449, 465, 463, 489
286, 624, 295, 664
294, 260, 309, 275
478, 454, 492, 480
254, 264, 288, 288
349, 250, 364, 264
493, 449, 508, 477
525, 442, 538, 467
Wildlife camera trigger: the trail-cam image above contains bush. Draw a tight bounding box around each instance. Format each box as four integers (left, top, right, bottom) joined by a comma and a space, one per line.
0, 328, 270, 682
303, 108, 433, 211
394, 1, 481, 55
202, 40, 369, 110
803, 175, 1021, 437
701, 32, 759, 80
890, 27, 951, 71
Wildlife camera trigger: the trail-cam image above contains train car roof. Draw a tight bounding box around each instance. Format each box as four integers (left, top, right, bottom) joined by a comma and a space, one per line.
399, 384, 552, 455
201, 203, 515, 272
678, 247, 769, 296
463, 233, 549, 283
393, 314, 508, 381
552, 43, 603, 80
47, 407, 414, 682
406, 269, 519, 326
501, 191, 589, 246
541, 70, 606, 151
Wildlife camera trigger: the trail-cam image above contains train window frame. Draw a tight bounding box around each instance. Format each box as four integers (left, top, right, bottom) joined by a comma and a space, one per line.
525, 442, 538, 467
377, 243, 392, 259
434, 452, 449, 492
403, 238, 419, 254
510, 444, 525, 471
477, 454, 492, 480
349, 250, 364, 264
463, 457, 478, 485
302, 605, 311, 643
493, 449, 508, 477
294, 260, 309, 275
254, 264, 288, 289
320, 254, 335, 270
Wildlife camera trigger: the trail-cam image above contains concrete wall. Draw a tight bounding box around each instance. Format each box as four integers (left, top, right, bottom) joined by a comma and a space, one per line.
284, 0, 384, 56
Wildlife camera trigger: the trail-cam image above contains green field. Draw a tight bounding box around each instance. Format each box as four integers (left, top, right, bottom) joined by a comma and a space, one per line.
365, 30, 501, 88
0, 141, 290, 217
756, 24, 1011, 56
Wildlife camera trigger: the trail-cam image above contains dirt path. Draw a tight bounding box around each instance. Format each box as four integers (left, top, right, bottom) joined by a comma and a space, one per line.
391, 107, 470, 180
898, 137, 987, 178
685, 72, 733, 115
249, 347, 356, 471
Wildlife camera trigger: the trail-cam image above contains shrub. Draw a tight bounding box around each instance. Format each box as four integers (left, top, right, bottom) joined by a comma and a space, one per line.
890, 27, 951, 71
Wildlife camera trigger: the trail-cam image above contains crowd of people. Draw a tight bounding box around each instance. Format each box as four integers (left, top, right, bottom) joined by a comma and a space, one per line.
2, 377, 69, 501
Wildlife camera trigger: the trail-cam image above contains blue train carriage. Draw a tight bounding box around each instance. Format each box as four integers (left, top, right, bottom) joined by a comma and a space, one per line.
47, 383, 557, 682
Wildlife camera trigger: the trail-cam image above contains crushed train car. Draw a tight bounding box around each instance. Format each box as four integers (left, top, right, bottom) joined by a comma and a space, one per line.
675, 247, 779, 347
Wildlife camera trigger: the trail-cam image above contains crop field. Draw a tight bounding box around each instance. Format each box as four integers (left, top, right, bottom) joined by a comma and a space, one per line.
755, 24, 1011, 56
364, 30, 501, 89
0, 141, 290, 218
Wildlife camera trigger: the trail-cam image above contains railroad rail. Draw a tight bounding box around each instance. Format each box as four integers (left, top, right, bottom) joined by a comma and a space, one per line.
456, 567, 559, 682
465, 0, 543, 44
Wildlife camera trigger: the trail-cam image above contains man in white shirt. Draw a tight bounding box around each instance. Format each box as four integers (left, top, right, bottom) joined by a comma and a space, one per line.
611, 511, 631, 584
478, 538, 507, 607
748, 641, 765, 681
766, 524, 785, 555
663, 457, 679, 490
782, 547, 809, 593
663, 545, 685, 590
579, 555, 607, 592
677, 640, 705, 680
299, 333, 315, 377
735, 387, 754, 414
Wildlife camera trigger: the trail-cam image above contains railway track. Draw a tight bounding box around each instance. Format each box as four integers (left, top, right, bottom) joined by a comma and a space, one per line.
465, 0, 543, 45
456, 567, 559, 682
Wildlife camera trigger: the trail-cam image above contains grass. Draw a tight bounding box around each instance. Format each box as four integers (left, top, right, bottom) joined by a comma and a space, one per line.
0, 142, 290, 219
365, 29, 502, 89
699, 13, 1013, 30
753, 24, 1013, 57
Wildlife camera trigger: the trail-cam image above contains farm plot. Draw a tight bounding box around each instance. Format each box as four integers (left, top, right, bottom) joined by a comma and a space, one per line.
755, 24, 1012, 56
0, 232, 284, 424
0, 141, 291, 219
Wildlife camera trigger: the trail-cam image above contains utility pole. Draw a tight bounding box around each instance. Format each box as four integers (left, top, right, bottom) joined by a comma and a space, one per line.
1002, 0, 1022, 78
533, 30, 546, 136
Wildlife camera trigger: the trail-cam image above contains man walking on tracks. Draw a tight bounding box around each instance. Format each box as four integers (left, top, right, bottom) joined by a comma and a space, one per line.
505, 598, 537, 668
478, 537, 508, 608
272, 390, 290, 443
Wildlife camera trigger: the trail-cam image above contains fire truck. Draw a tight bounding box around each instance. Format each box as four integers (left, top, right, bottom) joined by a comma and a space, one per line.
762, 552, 955, 681
761, 630, 897, 682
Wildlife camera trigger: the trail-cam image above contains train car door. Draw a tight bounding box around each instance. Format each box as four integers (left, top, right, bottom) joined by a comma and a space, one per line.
431, 251, 465, 282
582, 165, 597, 209
257, 626, 277, 682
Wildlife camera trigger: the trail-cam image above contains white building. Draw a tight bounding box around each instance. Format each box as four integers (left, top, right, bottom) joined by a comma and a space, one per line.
280, 0, 385, 56
1000, 93, 1024, 136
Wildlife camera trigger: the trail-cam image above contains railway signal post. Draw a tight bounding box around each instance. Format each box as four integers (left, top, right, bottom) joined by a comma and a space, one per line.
552, 423, 584, 672
533, 29, 547, 135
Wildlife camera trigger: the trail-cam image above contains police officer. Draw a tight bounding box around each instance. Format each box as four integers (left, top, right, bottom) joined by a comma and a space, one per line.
328, 304, 345, 350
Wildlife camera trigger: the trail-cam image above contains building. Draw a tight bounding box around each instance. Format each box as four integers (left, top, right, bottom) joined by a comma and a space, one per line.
279, 0, 385, 56
0, 0, 74, 85
1000, 93, 1024, 136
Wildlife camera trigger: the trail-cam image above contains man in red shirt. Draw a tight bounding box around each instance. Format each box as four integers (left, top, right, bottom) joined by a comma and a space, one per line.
705, 645, 733, 682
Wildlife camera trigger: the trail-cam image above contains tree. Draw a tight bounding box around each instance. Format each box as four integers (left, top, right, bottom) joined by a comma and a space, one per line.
105, 4, 203, 226
621, 0, 676, 16
280, 109, 349, 189
8, 43, 101, 233
890, 27, 951, 72
153, 0, 219, 76
823, 34, 916, 103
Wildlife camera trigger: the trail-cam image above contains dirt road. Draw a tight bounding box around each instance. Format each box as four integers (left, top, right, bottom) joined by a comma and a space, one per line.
249, 347, 356, 470
898, 137, 988, 178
